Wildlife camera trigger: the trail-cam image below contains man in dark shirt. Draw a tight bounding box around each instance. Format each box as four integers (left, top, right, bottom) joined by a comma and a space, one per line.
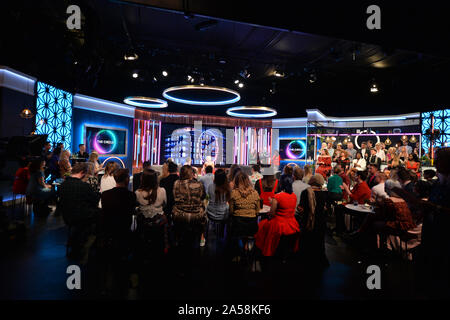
73, 144, 89, 163
159, 161, 179, 220
368, 148, 381, 167
101, 169, 136, 243
367, 164, 379, 189
57, 162, 100, 264
132, 161, 151, 192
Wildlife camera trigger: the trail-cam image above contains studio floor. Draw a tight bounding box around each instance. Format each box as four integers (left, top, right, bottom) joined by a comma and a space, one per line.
0, 205, 427, 300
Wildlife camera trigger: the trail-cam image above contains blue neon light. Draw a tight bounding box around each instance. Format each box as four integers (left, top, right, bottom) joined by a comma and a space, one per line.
163, 85, 240, 106
36, 82, 73, 151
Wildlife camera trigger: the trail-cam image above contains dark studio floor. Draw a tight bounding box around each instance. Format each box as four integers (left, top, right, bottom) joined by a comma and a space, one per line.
0, 202, 429, 301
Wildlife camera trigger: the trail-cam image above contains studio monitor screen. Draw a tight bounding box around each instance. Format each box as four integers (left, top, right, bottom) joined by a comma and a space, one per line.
84, 125, 127, 156
279, 138, 307, 161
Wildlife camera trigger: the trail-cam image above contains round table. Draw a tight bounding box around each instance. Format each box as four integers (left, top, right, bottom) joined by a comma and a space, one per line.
344, 203, 375, 231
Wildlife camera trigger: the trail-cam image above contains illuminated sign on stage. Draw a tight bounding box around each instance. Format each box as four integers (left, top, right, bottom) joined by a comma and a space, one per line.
85, 125, 127, 156
279, 139, 307, 161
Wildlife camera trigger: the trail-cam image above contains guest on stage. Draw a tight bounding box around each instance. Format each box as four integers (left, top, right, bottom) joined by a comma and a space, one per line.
315, 148, 332, 178
201, 155, 215, 175
352, 152, 367, 171
73, 144, 89, 162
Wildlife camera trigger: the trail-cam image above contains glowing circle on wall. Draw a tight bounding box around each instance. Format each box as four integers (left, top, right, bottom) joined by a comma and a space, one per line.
354, 130, 380, 149
93, 130, 117, 154
285, 140, 306, 159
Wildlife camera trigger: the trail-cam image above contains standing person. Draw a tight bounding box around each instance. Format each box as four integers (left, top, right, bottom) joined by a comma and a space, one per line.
58, 149, 72, 178
229, 171, 260, 258
368, 148, 381, 167
172, 165, 206, 275
386, 147, 396, 163
159, 161, 180, 221
255, 174, 300, 257
375, 142, 386, 162
249, 164, 263, 187
401, 140, 412, 155
132, 161, 151, 192
326, 142, 335, 158
327, 166, 343, 204
199, 165, 214, 192
135, 169, 168, 254
297, 174, 329, 267
57, 163, 100, 264
346, 142, 357, 161
302, 165, 313, 184
227, 164, 241, 188
206, 169, 231, 221
74, 144, 89, 163
352, 152, 367, 171
100, 162, 119, 193
316, 149, 332, 178
292, 167, 309, 207
47, 144, 62, 182
100, 169, 137, 294
255, 167, 280, 207
360, 142, 369, 160
84, 162, 100, 195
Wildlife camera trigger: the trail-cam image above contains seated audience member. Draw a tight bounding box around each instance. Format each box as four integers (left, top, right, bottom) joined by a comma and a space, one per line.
159, 161, 179, 220
249, 164, 263, 187
346, 142, 357, 161
397, 167, 415, 194
327, 166, 343, 204
57, 163, 100, 263
136, 169, 168, 253
349, 179, 416, 250
332, 149, 342, 163
101, 168, 136, 249
13, 160, 30, 196
316, 149, 332, 178
47, 145, 62, 182
383, 168, 391, 179
371, 172, 388, 203
206, 169, 231, 221
229, 171, 260, 255
405, 153, 420, 174
302, 164, 313, 184
399, 146, 409, 161
342, 171, 371, 204
336, 150, 350, 171
41, 141, 52, 164
389, 153, 403, 169
172, 165, 207, 273
386, 147, 396, 163
292, 167, 309, 207
100, 162, 119, 193
367, 163, 380, 189
326, 142, 335, 158
255, 167, 281, 207
84, 162, 100, 194
297, 174, 329, 267
255, 175, 300, 257
26, 159, 54, 204
58, 149, 72, 178
88, 151, 103, 175
133, 161, 151, 192
352, 152, 367, 171
368, 148, 381, 167
199, 165, 214, 192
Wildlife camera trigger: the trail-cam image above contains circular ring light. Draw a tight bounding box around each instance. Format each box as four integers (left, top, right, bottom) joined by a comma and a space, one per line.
226, 106, 277, 118
162, 85, 240, 105
123, 96, 168, 108
101, 156, 125, 168
354, 130, 380, 149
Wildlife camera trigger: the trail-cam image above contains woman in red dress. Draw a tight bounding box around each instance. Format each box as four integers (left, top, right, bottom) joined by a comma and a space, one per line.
255, 175, 300, 256
315, 148, 332, 178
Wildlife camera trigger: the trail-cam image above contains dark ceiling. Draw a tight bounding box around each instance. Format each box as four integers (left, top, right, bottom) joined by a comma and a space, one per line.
2, 0, 450, 118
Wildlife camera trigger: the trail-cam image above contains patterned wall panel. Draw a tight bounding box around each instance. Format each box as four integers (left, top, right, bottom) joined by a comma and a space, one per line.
36, 82, 73, 151
421, 108, 450, 154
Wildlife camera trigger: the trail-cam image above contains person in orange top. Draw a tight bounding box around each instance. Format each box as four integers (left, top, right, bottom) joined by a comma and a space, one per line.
255, 175, 300, 256
342, 170, 371, 204
405, 153, 420, 175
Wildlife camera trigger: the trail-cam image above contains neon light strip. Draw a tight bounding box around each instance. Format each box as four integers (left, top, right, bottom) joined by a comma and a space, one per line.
163, 85, 240, 105
227, 106, 277, 118
123, 96, 168, 108
307, 133, 421, 136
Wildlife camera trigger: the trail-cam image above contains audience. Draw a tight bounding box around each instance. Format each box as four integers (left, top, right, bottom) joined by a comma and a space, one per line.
367, 164, 379, 189
302, 164, 313, 184
58, 149, 72, 178
13, 159, 30, 196
255, 167, 280, 207
100, 162, 119, 193
249, 164, 263, 187
352, 152, 366, 171
370, 172, 388, 203
26, 159, 54, 206
206, 169, 230, 221
133, 161, 151, 192
88, 151, 102, 175
199, 165, 214, 192
159, 161, 180, 220
292, 167, 309, 207
342, 171, 371, 204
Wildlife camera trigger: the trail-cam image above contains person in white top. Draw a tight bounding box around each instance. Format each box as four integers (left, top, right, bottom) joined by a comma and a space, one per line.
375, 142, 386, 162
352, 152, 367, 171
100, 161, 119, 193
292, 167, 309, 207
371, 172, 388, 203
135, 169, 167, 219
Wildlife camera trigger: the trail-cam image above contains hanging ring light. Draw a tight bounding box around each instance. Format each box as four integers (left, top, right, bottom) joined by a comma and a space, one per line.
123, 96, 168, 108
162, 85, 240, 105
226, 106, 277, 118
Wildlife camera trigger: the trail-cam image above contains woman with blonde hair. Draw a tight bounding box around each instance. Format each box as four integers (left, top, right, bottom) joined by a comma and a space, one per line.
88, 151, 103, 174
58, 149, 72, 178
302, 164, 313, 184
375, 142, 386, 162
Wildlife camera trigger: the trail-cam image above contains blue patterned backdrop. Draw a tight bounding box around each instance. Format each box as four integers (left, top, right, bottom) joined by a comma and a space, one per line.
421, 109, 450, 154
35, 82, 73, 151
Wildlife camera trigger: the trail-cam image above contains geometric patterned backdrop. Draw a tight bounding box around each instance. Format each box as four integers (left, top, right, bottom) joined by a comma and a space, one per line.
35, 82, 73, 151
421, 108, 450, 154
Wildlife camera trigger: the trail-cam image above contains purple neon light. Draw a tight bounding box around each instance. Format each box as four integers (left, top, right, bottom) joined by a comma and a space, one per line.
308, 133, 421, 136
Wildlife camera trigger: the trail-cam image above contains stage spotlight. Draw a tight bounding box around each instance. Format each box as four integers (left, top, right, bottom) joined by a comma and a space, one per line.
273, 70, 285, 78
370, 79, 379, 93
124, 51, 139, 61
132, 72, 139, 78
234, 79, 240, 84
152, 76, 158, 83
162, 70, 168, 77
238, 82, 244, 88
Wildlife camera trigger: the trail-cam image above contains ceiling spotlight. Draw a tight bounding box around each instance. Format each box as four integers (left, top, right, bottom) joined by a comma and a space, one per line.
273, 70, 285, 78
199, 77, 205, 86
219, 59, 226, 64
187, 75, 192, 81
240, 69, 251, 79
238, 82, 244, 88
370, 79, 379, 93
270, 82, 276, 94
162, 70, 168, 77
234, 79, 240, 84
124, 51, 139, 61
132, 72, 139, 78
152, 76, 158, 83
309, 73, 317, 83
73, 61, 78, 65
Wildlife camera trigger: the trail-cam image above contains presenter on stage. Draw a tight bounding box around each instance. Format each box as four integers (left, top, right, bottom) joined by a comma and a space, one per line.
201, 155, 215, 175
315, 148, 332, 178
